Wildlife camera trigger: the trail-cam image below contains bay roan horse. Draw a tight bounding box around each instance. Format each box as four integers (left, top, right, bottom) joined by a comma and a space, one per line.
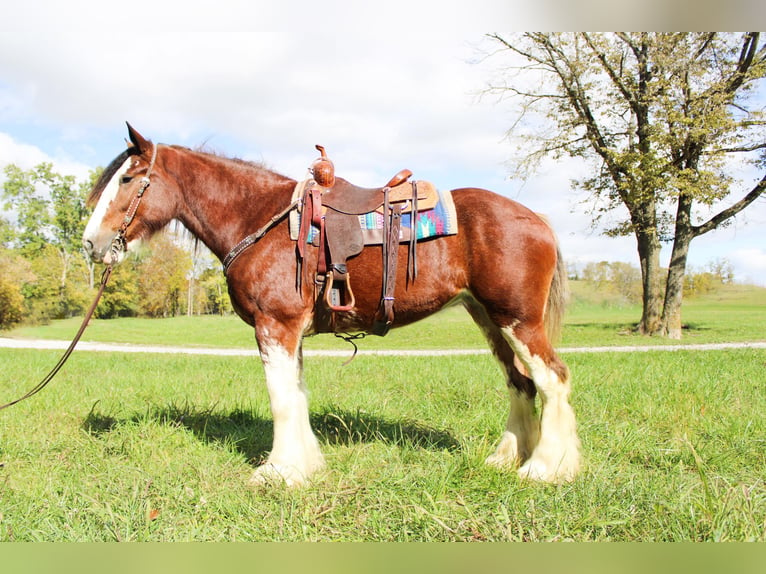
83, 124, 580, 487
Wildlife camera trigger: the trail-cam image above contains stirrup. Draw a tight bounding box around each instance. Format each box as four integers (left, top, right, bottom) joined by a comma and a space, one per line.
324, 269, 356, 312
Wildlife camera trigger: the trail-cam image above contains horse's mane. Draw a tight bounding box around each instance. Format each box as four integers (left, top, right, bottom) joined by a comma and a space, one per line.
87, 143, 292, 208
173, 144, 289, 179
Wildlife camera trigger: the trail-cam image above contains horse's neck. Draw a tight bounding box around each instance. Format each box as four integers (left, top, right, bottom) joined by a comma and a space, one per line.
170, 148, 295, 262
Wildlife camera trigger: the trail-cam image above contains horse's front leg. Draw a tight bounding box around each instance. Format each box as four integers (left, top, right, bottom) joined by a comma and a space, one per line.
250, 319, 325, 487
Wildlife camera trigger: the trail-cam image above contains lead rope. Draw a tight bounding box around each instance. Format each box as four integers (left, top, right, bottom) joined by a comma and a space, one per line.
0, 265, 113, 411
0, 143, 158, 412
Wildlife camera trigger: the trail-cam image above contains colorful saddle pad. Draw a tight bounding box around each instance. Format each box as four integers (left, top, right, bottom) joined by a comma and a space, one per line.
289, 181, 458, 246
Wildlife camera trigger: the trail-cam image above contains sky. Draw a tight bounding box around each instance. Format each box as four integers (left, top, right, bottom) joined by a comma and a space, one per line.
2, 1, 765, 285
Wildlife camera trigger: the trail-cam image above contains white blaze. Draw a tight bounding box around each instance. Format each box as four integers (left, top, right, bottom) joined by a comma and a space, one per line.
83, 157, 131, 243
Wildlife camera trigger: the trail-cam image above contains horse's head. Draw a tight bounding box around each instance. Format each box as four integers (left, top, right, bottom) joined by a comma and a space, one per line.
83, 123, 176, 265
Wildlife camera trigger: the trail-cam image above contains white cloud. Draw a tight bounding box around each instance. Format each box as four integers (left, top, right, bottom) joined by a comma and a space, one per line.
0, 132, 92, 181
0, 132, 49, 169
728, 248, 766, 286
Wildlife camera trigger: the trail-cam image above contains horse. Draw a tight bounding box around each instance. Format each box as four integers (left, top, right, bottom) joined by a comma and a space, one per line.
82, 124, 580, 487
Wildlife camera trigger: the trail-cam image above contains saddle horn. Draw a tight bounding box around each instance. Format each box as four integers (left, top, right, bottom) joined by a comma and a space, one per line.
312, 144, 335, 188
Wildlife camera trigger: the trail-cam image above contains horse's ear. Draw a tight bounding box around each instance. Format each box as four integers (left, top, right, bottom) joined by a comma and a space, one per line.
126, 122, 150, 153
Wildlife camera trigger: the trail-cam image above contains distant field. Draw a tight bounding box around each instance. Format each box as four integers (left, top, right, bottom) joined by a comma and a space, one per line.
4, 281, 765, 350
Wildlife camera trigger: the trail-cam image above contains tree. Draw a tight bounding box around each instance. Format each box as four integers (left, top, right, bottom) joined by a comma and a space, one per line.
0, 215, 13, 246
95, 259, 140, 319
486, 33, 766, 338
2, 162, 93, 319
136, 233, 192, 318
184, 240, 232, 316
706, 257, 735, 284
581, 260, 642, 304
0, 248, 34, 329
198, 267, 232, 315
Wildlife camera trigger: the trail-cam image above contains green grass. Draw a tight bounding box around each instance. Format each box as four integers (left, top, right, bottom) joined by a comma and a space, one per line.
0, 282, 764, 540
1, 346, 764, 541
565, 281, 766, 347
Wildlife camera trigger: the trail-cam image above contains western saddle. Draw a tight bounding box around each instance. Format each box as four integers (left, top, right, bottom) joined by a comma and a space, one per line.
296, 145, 430, 336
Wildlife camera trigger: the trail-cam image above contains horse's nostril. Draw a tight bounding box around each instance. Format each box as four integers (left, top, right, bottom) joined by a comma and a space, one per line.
83, 239, 94, 252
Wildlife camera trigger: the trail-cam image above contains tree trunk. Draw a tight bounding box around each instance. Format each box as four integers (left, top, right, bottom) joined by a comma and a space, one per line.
636, 228, 664, 335
661, 230, 692, 340
85, 252, 95, 290
58, 249, 70, 317
187, 276, 194, 317
660, 248, 689, 339
660, 192, 696, 338
631, 196, 664, 335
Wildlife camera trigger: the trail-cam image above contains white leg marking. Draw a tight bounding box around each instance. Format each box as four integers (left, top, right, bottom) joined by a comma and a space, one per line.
501, 328, 581, 483
251, 344, 324, 487
486, 388, 539, 469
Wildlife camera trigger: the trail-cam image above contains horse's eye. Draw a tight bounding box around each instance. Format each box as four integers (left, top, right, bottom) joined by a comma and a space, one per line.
120, 175, 134, 184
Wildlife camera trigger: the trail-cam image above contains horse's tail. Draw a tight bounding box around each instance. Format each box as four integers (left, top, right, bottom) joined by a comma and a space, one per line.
538, 215, 569, 344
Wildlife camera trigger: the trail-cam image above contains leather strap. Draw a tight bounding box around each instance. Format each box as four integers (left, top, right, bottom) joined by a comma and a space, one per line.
223, 198, 299, 275
0, 266, 114, 411
408, 181, 418, 283
310, 187, 327, 276
373, 187, 402, 336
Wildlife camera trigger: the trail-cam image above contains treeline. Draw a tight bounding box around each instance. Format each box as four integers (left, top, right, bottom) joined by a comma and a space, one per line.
0, 162, 231, 330
569, 259, 736, 304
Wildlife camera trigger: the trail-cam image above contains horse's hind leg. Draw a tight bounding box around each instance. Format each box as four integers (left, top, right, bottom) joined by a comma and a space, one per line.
463, 299, 540, 469
465, 296, 580, 483
502, 320, 580, 483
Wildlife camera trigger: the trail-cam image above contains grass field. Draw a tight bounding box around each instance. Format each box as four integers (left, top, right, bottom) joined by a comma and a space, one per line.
5, 282, 766, 351
0, 283, 764, 541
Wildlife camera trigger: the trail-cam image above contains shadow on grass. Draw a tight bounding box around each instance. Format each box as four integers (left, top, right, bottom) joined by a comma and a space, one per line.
82, 403, 460, 466
566, 321, 640, 334
566, 321, 711, 335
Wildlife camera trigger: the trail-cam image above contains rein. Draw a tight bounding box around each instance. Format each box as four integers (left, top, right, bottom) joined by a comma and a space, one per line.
0, 143, 158, 412
0, 266, 113, 411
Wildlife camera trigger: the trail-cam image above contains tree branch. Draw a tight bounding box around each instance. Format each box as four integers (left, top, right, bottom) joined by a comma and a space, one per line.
707, 142, 766, 154
583, 33, 639, 115
692, 172, 766, 236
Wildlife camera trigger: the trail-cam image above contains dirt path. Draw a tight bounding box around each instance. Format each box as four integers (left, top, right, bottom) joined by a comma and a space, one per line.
1, 337, 764, 357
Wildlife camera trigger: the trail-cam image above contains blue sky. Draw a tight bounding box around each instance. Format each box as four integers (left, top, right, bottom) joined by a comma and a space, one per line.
2, 2, 765, 285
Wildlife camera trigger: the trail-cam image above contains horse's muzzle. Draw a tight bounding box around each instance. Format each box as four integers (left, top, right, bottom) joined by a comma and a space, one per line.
82, 233, 123, 265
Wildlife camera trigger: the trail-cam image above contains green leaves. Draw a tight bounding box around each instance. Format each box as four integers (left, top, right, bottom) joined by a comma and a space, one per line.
1, 163, 96, 323
488, 33, 766, 336
2, 162, 87, 255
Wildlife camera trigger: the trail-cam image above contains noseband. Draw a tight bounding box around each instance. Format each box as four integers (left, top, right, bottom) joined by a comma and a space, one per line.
108, 142, 158, 261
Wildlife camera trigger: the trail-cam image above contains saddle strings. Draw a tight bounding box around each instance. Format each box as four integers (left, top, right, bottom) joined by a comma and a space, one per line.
333, 332, 367, 366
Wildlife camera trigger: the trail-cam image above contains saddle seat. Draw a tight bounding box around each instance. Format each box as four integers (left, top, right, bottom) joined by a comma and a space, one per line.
321, 174, 438, 215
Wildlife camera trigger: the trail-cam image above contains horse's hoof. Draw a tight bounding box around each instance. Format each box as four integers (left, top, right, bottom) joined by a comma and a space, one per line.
518, 457, 577, 484
248, 463, 307, 488
484, 452, 519, 470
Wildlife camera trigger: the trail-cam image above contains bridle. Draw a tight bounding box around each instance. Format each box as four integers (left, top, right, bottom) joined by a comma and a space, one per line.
108, 142, 158, 263
0, 143, 158, 412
